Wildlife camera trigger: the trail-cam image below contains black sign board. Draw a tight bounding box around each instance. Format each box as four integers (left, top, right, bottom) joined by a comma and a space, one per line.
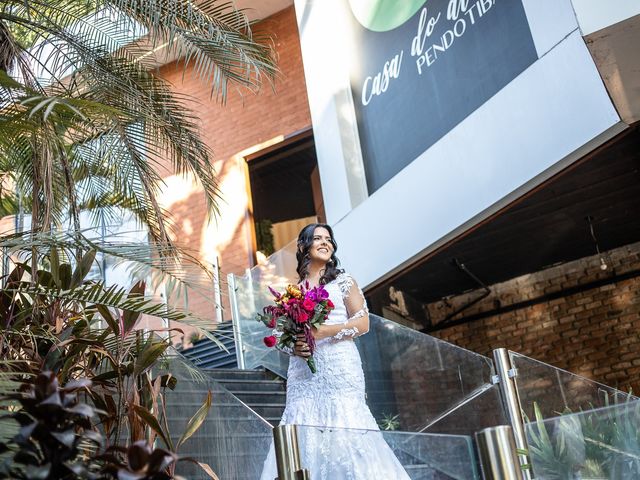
346, 0, 538, 193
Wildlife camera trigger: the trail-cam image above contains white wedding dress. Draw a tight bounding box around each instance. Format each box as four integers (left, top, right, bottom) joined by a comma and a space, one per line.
259, 273, 410, 480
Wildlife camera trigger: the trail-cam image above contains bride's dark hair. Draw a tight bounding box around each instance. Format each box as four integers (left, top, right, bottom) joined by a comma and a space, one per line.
296, 223, 343, 284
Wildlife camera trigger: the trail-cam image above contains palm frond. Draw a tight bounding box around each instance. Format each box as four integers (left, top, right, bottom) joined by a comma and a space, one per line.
1, 0, 277, 240
106, 0, 277, 98
0, 229, 217, 311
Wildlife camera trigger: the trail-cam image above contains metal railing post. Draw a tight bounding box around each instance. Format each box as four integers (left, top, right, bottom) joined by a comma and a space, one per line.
475, 425, 523, 480
273, 425, 310, 480
212, 256, 223, 324
245, 266, 256, 314
493, 348, 530, 479
228, 273, 246, 370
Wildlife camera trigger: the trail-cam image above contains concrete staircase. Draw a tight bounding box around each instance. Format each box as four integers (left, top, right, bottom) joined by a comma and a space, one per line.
180, 320, 287, 426
207, 368, 286, 426
181, 320, 238, 369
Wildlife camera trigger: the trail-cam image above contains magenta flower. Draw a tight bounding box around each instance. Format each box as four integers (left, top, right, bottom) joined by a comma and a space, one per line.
302, 298, 315, 312
317, 286, 329, 299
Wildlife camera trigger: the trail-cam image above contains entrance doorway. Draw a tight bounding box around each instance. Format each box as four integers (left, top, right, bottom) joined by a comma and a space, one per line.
246, 130, 324, 261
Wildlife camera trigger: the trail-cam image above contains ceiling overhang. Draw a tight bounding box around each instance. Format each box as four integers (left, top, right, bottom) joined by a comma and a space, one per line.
586, 14, 640, 124
366, 126, 640, 314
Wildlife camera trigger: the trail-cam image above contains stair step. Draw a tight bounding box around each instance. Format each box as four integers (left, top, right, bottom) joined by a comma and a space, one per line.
166, 416, 271, 424
230, 392, 286, 404
215, 379, 286, 392
186, 351, 237, 368
227, 389, 286, 397
249, 405, 285, 418
184, 339, 236, 355
186, 347, 237, 362
167, 400, 275, 408
189, 356, 238, 369
190, 335, 233, 349
204, 368, 275, 381
183, 340, 235, 357
179, 453, 268, 463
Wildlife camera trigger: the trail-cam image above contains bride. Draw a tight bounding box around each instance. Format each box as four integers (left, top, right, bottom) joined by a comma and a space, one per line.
260, 223, 410, 479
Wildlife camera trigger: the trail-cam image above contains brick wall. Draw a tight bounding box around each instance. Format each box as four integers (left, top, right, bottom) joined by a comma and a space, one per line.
428, 241, 640, 394
157, 6, 312, 339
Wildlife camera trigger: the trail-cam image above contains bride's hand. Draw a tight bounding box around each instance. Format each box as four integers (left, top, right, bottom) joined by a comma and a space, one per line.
311, 325, 329, 340
294, 333, 311, 358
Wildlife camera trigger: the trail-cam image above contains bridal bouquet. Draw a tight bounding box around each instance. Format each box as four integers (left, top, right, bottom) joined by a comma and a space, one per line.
256, 283, 334, 373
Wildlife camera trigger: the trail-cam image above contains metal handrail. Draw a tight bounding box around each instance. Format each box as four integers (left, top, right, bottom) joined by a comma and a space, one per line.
476, 425, 523, 480
273, 425, 310, 480
493, 349, 530, 479
228, 273, 246, 369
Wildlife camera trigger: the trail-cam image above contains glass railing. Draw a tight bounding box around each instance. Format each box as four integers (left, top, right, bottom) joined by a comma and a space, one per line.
525, 399, 640, 479
163, 355, 482, 479
360, 314, 502, 434
421, 383, 508, 436
261, 425, 480, 480
228, 242, 638, 477
162, 358, 273, 480
509, 351, 636, 423
231, 241, 298, 377
230, 240, 503, 434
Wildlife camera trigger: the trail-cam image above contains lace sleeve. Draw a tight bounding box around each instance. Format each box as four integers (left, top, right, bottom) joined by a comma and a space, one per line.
333, 273, 370, 339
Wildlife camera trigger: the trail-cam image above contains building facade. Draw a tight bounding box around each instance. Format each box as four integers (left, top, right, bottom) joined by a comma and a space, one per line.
141, 1, 640, 392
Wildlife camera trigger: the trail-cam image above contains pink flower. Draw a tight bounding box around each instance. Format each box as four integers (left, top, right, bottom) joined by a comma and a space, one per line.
326, 299, 334, 309
268, 286, 281, 301
263, 335, 277, 347
302, 298, 315, 312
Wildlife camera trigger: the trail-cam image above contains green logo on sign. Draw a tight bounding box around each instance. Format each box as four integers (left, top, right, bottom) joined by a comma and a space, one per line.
348, 0, 427, 32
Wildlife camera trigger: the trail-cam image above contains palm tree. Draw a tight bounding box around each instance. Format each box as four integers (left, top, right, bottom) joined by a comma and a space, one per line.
0, 0, 277, 242
0, 0, 277, 332
0, 4, 277, 476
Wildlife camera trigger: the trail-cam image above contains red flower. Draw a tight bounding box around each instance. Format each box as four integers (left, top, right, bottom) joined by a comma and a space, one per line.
302, 299, 315, 312
268, 317, 276, 328
263, 336, 277, 347
295, 311, 309, 324
326, 299, 334, 309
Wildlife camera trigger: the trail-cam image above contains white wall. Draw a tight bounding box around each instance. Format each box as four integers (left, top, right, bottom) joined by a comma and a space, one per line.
295, 0, 624, 288
570, 0, 640, 35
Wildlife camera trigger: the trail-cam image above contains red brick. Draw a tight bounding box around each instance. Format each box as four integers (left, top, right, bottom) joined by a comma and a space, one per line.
430, 241, 640, 396
150, 6, 311, 330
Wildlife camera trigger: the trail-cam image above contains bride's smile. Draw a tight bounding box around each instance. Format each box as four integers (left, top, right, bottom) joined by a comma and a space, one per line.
309, 227, 334, 264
